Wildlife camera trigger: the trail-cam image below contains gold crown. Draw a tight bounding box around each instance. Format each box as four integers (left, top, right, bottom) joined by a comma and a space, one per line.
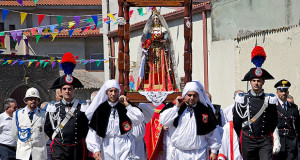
152, 8, 160, 16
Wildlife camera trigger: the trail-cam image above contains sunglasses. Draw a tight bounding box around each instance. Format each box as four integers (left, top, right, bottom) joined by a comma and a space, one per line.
277, 87, 288, 92
186, 94, 198, 97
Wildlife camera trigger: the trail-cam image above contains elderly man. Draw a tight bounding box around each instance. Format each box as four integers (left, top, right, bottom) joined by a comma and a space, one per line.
85, 80, 144, 160
45, 52, 89, 160
273, 79, 300, 160
159, 81, 221, 160
12, 87, 48, 160
233, 46, 279, 160
0, 98, 17, 160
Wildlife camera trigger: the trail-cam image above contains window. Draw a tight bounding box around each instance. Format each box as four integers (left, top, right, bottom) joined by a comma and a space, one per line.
0, 23, 4, 32
86, 53, 104, 71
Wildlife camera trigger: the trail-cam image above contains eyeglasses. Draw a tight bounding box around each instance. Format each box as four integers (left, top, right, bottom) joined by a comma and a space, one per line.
186, 94, 198, 97
277, 88, 288, 92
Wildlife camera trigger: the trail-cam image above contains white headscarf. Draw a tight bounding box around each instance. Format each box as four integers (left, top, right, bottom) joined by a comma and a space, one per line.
182, 81, 215, 113
85, 80, 121, 121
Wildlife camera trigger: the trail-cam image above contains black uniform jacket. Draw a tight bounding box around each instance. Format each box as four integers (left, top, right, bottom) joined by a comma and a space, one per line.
277, 101, 300, 151
44, 100, 89, 144
233, 91, 278, 138
160, 102, 217, 135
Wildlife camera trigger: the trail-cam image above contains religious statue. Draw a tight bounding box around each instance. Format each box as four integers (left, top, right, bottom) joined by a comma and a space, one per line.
135, 8, 179, 91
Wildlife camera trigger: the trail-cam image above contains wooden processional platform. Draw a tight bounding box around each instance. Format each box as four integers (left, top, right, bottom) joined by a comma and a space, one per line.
117, 0, 197, 103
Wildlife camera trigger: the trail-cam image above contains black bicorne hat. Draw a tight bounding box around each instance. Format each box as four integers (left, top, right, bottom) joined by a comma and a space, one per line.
50, 52, 84, 89
242, 67, 274, 81
50, 74, 83, 89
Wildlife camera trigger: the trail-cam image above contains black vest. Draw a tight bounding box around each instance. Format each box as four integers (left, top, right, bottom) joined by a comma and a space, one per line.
161, 102, 217, 135
213, 104, 222, 126
89, 101, 133, 138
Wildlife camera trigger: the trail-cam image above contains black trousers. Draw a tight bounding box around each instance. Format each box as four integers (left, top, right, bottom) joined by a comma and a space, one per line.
0, 144, 16, 160
240, 132, 273, 160
50, 139, 88, 160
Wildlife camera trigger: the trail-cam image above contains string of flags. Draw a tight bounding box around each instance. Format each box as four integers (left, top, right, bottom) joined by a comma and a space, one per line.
0, 53, 110, 68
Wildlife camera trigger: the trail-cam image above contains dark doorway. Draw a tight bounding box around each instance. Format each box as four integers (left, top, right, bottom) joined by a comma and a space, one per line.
10, 85, 30, 109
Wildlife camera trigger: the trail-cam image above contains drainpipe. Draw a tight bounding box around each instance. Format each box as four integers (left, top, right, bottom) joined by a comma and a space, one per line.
202, 10, 208, 91
110, 37, 115, 79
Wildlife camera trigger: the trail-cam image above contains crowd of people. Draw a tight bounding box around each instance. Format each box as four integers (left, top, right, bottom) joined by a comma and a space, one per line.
0, 47, 299, 160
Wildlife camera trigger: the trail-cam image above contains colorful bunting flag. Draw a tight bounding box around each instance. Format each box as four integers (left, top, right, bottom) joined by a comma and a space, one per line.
50, 57, 55, 64
17, 0, 23, 6
107, 14, 116, 21
52, 61, 56, 68
0, 50, 4, 54
96, 60, 102, 67
129, 10, 134, 18
36, 62, 40, 68
37, 27, 43, 34
50, 24, 57, 33
91, 15, 98, 27
7, 60, 12, 64
10, 31, 17, 41
106, 20, 111, 24
19, 60, 24, 65
103, 17, 108, 23
104, 60, 109, 63
40, 60, 44, 66
74, 16, 80, 27
30, 28, 37, 36
0, 36, 5, 48
83, 60, 88, 65
90, 59, 95, 63
137, 8, 143, 16
51, 33, 58, 41
38, 15, 45, 26
43, 62, 48, 68
68, 30, 74, 37
11, 60, 18, 66
2, 9, 9, 22
80, 59, 84, 63
34, 0, 38, 4
56, 16, 63, 27
10, 53, 15, 58
85, 18, 93, 23
35, 34, 41, 44
17, 31, 22, 36
20, 12, 27, 25
0, 32, 5, 36
43, 35, 50, 39
17, 36, 22, 45
68, 22, 75, 28
28, 59, 34, 67
58, 27, 64, 33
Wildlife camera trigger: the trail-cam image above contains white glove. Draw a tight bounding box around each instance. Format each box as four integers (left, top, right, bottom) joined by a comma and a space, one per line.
272, 127, 281, 154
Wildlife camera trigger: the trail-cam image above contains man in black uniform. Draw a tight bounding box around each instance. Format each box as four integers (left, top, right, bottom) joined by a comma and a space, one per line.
273, 79, 300, 160
233, 46, 279, 160
44, 52, 89, 160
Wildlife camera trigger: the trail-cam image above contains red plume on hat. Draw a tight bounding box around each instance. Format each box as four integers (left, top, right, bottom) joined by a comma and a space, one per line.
61, 52, 76, 75
251, 46, 266, 68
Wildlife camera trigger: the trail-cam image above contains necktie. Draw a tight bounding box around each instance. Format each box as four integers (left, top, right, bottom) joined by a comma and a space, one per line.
28, 111, 34, 121
187, 106, 193, 117
283, 103, 287, 111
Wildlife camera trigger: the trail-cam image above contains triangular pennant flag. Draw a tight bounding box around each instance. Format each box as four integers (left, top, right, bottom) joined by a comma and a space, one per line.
91, 15, 98, 26
10, 31, 17, 41
137, 8, 143, 16
10, 53, 15, 58
20, 12, 27, 25
80, 27, 85, 33
80, 59, 84, 63
0, 32, 5, 36
17, 0, 23, 6
17, 36, 22, 45
104, 60, 109, 63
2, 9, 9, 22
0, 36, 5, 47
34, 0, 38, 4
0, 50, 4, 54
56, 16, 63, 27
58, 27, 64, 33
107, 13, 116, 21
57, 60, 61, 63
30, 28, 37, 36
90, 59, 95, 63
37, 56, 41, 62
74, 16, 80, 27
52, 61, 56, 68
83, 60, 88, 65
40, 60, 44, 66
19, 60, 24, 66
68, 21, 75, 28
114, 21, 117, 25
96, 60, 102, 67
50, 24, 57, 33
38, 15, 45, 26
50, 57, 54, 64
24, 39, 28, 46
17, 30, 22, 36
97, 21, 102, 27
7, 60, 12, 64
129, 10, 134, 18
37, 27, 43, 34
68, 30, 74, 37
35, 34, 41, 44
43, 35, 50, 39
93, 25, 97, 30
11, 60, 18, 66
85, 18, 93, 23
105, 20, 111, 24
83, 26, 91, 32
51, 33, 58, 41
28, 59, 34, 67
43, 62, 48, 68
36, 62, 40, 68
103, 17, 108, 23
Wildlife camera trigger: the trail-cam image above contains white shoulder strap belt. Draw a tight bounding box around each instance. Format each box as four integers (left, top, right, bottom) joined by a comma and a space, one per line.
242, 96, 269, 128
52, 99, 79, 140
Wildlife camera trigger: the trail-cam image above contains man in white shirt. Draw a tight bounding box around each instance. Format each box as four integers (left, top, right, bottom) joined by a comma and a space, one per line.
0, 98, 17, 160
160, 81, 221, 160
223, 90, 244, 122
85, 80, 144, 160
12, 87, 48, 160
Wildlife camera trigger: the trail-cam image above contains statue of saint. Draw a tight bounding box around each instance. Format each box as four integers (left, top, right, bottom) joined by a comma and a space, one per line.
136, 8, 178, 91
